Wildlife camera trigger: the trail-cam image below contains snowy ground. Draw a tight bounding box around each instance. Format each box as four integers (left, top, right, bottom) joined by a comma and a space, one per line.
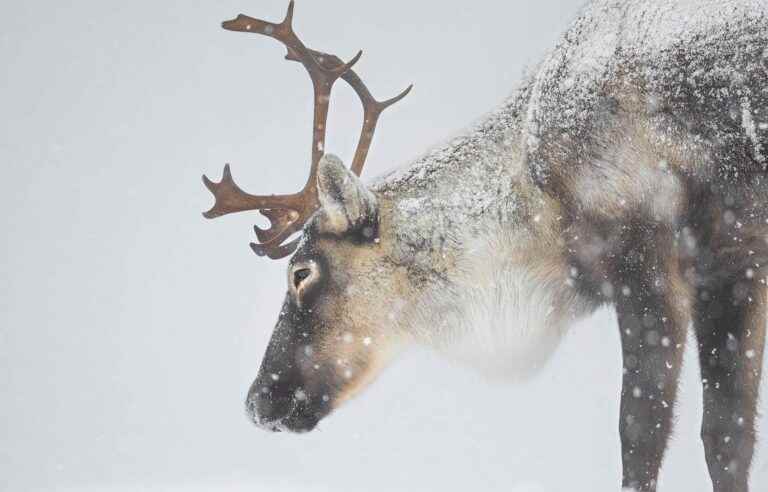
2, 0, 767, 491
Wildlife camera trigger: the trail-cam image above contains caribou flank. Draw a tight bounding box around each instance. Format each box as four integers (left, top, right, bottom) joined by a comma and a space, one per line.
203, 1, 768, 491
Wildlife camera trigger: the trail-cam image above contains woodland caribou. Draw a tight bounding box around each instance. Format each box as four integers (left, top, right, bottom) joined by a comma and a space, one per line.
203, 1, 768, 490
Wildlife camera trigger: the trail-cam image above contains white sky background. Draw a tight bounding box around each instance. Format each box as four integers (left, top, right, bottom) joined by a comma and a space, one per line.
1, 0, 767, 491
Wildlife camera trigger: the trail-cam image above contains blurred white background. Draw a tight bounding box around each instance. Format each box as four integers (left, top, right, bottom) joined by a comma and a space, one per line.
2, 1, 766, 490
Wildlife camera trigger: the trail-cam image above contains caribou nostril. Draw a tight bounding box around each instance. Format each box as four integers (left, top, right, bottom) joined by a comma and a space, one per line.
247, 382, 298, 426
293, 268, 311, 289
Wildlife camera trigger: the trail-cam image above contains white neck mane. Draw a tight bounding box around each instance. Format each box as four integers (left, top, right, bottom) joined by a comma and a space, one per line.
406, 227, 596, 381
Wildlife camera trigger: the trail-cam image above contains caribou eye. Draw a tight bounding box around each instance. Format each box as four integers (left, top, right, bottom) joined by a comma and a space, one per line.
293, 268, 312, 289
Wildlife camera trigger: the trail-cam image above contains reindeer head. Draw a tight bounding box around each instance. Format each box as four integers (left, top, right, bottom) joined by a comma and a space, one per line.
202, 2, 412, 432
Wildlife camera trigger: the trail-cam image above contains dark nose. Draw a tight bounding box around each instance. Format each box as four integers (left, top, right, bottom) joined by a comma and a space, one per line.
245, 374, 297, 427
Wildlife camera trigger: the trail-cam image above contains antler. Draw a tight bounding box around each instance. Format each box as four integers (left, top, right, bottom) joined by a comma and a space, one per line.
285, 48, 413, 176
202, 1, 412, 259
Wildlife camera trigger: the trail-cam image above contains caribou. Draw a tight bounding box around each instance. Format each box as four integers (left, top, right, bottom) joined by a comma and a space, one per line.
203, 1, 768, 490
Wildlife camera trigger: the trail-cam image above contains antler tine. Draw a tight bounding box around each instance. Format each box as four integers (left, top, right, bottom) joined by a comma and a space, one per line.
286, 47, 413, 176
251, 237, 302, 259
349, 82, 413, 176
202, 162, 312, 257
201, 164, 302, 219
253, 208, 298, 243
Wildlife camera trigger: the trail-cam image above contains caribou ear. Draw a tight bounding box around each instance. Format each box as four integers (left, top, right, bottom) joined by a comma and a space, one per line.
315, 154, 379, 237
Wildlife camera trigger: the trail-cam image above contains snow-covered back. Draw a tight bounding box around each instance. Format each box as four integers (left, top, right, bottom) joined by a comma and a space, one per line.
375, 0, 768, 222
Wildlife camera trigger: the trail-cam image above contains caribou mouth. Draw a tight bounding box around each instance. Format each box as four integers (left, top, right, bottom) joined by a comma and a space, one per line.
245, 388, 328, 433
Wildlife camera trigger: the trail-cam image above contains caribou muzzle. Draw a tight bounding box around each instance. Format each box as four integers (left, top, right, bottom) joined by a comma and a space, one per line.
245, 350, 339, 433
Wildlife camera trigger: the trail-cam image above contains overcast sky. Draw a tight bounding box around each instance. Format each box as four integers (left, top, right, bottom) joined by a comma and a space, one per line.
2, 1, 767, 491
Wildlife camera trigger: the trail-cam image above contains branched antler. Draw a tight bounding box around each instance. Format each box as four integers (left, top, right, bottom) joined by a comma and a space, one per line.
284, 48, 413, 176
202, 1, 411, 259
